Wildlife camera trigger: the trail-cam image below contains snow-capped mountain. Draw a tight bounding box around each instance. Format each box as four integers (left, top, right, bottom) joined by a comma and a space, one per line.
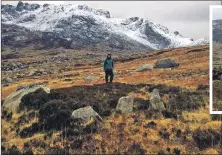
213, 19, 222, 42
1, 2, 208, 51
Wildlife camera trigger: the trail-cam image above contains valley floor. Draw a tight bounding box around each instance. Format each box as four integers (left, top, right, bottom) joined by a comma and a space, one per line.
1, 46, 222, 154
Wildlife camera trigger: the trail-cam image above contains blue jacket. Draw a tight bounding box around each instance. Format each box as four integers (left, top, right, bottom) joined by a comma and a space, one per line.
103, 59, 114, 71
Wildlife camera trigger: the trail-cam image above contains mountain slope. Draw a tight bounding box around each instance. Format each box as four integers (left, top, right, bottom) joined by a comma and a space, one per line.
213, 19, 222, 42
2, 2, 208, 51
2, 46, 222, 154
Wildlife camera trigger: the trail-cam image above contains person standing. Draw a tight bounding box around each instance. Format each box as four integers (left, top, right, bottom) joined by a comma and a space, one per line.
103, 54, 114, 83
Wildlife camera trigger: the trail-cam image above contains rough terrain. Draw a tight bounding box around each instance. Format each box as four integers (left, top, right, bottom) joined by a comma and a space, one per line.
2, 45, 222, 154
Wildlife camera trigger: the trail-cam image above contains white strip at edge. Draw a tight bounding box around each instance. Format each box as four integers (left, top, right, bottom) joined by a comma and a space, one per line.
210, 5, 222, 114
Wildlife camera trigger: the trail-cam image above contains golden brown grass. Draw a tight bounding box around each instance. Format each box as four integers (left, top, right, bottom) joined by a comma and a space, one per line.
2, 46, 221, 154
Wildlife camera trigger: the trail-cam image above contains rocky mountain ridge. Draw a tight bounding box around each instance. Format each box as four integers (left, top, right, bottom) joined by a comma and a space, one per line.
2, 2, 208, 51
213, 19, 222, 42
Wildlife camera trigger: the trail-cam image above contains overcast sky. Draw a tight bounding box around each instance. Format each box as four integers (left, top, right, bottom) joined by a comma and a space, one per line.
213, 7, 222, 20
2, 1, 221, 39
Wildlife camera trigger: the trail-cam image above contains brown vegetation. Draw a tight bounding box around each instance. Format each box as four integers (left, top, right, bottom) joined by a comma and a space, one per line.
2, 46, 222, 154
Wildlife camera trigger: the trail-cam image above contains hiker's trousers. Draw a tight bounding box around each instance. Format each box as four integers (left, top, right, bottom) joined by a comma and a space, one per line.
105, 69, 114, 83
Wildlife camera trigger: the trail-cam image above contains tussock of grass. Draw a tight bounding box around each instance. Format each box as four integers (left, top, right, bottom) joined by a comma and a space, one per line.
213, 80, 222, 111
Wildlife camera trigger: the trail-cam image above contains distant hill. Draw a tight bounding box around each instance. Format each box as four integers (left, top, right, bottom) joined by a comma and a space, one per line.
213, 19, 222, 42
1, 2, 208, 51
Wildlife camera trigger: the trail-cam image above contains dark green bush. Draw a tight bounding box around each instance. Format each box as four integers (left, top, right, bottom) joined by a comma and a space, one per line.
211, 114, 222, 121
159, 128, 170, 140
1, 109, 12, 121
39, 100, 71, 130
126, 143, 145, 155
144, 121, 157, 128
20, 88, 49, 110
213, 81, 222, 111
173, 148, 181, 155
168, 92, 205, 112
193, 128, 221, 150
70, 139, 83, 149
2, 145, 22, 155
20, 122, 41, 138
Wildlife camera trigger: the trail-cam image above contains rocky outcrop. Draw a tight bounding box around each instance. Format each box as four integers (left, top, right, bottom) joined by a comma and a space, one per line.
16, 1, 40, 12
3, 85, 50, 111
213, 19, 222, 42
213, 68, 222, 80
1, 61, 28, 71
116, 96, 134, 113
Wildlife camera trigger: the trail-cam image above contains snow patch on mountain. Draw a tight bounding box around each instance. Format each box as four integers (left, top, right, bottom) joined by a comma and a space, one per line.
213, 19, 222, 42
2, 2, 208, 50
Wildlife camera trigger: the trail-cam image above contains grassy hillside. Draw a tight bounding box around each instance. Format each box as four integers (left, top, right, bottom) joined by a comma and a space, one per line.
1, 46, 222, 154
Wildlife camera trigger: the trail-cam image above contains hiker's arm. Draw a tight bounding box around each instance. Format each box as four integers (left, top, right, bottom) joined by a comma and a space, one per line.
103, 60, 106, 71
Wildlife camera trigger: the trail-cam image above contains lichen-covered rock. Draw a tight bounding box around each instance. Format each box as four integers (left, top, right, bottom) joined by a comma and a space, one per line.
149, 89, 165, 111
155, 59, 179, 68
3, 85, 50, 111
5, 77, 13, 83
136, 64, 153, 72
71, 106, 102, 123
84, 76, 93, 82
116, 96, 134, 113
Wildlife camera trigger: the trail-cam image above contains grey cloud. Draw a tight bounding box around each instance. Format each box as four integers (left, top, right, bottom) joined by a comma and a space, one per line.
64, 1, 219, 39
64, 1, 218, 21
213, 7, 222, 20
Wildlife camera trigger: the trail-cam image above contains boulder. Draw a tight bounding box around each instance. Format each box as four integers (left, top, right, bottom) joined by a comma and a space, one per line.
5, 77, 13, 83
16, 85, 29, 91
219, 75, 222, 81
116, 96, 134, 113
174, 31, 180, 36
16, 73, 25, 78
39, 69, 45, 72
27, 70, 36, 77
84, 76, 93, 83
3, 85, 50, 111
136, 64, 153, 72
16, 84, 38, 91
71, 106, 102, 123
213, 68, 222, 80
149, 89, 165, 111
155, 59, 179, 68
